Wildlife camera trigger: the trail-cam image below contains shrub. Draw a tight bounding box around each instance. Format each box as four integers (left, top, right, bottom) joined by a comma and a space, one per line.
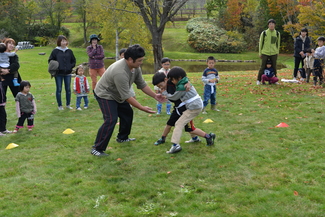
187, 18, 245, 53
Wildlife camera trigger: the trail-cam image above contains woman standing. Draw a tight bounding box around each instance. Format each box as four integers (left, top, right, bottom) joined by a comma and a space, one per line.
293, 28, 311, 80
0, 38, 22, 99
49, 35, 76, 110
86, 34, 105, 91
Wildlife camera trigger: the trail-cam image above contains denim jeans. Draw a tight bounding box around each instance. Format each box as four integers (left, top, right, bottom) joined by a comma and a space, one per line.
55, 74, 71, 107
203, 84, 216, 107
76, 96, 89, 108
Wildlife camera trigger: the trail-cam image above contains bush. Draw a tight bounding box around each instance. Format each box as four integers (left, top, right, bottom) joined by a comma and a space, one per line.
186, 18, 245, 53
27, 24, 70, 41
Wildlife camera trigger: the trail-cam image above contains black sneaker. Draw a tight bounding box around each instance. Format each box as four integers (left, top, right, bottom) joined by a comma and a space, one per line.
154, 138, 165, 146
206, 133, 216, 146
91, 148, 109, 157
116, 138, 136, 143
166, 144, 182, 154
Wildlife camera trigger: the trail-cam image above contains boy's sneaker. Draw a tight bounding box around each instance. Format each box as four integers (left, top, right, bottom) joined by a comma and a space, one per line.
1, 130, 12, 134
58, 106, 64, 110
166, 144, 182, 154
116, 138, 136, 143
206, 133, 216, 146
185, 137, 201, 143
76, 107, 82, 111
154, 138, 165, 146
91, 148, 109, 157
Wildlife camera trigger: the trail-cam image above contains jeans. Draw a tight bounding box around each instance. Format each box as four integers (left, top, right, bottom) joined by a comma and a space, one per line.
55, 74, 71, 107
76, 96, 89, 108
203, 84, 216, 107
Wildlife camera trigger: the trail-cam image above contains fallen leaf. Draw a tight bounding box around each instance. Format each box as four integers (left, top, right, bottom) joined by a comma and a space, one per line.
167, 171, 171, 174
116, 158, 122, 161
294, 191, 299, 196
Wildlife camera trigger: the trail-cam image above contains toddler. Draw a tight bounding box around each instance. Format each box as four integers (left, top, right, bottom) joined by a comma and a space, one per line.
202, 56, 219, 114
261, 60, 279, 84
303, 48, 314, 83
73, 65, 90, 110
13, 81, 37, 133
0, 43, 19, 86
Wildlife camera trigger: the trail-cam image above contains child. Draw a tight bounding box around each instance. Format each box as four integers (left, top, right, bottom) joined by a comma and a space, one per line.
303, 48, 314, 83
0, 80, 12, 136
312, 36, 325, 86
162, 66, 216, 153
0, 43, 19, 86
152, 72, 215, 148
154, 57, 172, 114
73, 65, 90, 110
13, 81, 37, 133
202, 56, 219, 114
261, 60, 279, 84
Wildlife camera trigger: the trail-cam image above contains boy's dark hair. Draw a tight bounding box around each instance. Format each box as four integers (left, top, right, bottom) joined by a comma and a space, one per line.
267, 19, 276, 24
305, 48, 312, 54
20, 80, 31, 91
167, 66, 187, 80
124, 44, 145, 62
0, 43, 6, 53
317, 36, 325, 42
161, 57, 171, 64
152, 72, 167, 85
119, 48, 127, 56
75, 65, 83, 76
57, 35, 68, 46
207, 56, 216, 62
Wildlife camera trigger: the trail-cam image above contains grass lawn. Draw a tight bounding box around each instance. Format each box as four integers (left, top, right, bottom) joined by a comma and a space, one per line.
1, 46, 325, 216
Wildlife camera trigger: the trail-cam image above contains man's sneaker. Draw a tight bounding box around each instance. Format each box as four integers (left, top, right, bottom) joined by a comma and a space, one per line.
256, 80, 261, 85
154, 138, 165, 146
206, 133, 216, 146
116, 138, 136, 143
58, 106, 64, 110
76, 107, 82, 111
91, 148, 109, 157
1, 130, 12, 134
0, 132, 6, 136
166, 144, 182, 154
84, 106, 88, 109
66, 105, 73, 109
185, 137, 201, 143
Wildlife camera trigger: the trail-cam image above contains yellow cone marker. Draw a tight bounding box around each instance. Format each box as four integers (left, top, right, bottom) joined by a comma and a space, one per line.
6, 143, 19, 150
203, 119, 214, 123
63, 128, 75, 134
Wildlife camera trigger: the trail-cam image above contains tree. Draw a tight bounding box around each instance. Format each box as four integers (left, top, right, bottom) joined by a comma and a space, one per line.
130, 0, 189, 71
74, 0, 90, 44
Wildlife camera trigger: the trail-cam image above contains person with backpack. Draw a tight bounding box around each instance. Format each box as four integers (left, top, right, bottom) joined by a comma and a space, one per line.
256, 19, 281, 85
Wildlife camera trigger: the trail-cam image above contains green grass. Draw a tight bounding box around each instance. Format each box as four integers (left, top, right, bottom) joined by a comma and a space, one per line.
1, 47, 325, 216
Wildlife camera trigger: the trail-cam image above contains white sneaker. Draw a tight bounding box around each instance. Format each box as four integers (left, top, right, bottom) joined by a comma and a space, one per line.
76, 107, 82, 111
185, 138, 201, 143
66, 105, 73, 109
0, 132, 6, 136
58, 106, 64, 110
84, 106, 88, 109
166, 144, 182, 154
256, 80, 261, 85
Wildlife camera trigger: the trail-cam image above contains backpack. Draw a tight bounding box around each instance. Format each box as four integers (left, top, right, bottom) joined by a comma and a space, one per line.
261, 30, 280, 50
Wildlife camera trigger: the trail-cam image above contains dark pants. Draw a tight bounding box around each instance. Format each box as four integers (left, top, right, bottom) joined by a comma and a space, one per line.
0, 106, 7, 131
257, 54, 278, 81
16, 112, 34, 128
313, 59, 324, 85
293, 56, 305, 78
2, 85, 19, 101
306, 68, 312, 83
94, 97, 133, 152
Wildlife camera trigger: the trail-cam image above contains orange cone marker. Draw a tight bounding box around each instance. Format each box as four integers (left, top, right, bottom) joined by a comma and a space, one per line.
275, 122, 289, 128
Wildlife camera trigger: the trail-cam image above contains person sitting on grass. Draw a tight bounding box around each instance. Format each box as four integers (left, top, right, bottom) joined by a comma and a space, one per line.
261, 60, 279, 85
152, 72, 215, 147
156, 66, 216, 154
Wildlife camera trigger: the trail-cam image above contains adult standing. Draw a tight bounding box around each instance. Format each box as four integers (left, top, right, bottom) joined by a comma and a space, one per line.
0, 38, 22, 99
257, 19, 281, 85
91, 44, 165, 157
48, 35, 76, 110
86, 34, 105, 91
293, 28, 311, 80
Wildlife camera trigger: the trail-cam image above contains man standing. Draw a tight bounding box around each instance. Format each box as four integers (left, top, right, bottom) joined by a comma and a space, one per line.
257, 19, 281, 85
91, 44, 165, 157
